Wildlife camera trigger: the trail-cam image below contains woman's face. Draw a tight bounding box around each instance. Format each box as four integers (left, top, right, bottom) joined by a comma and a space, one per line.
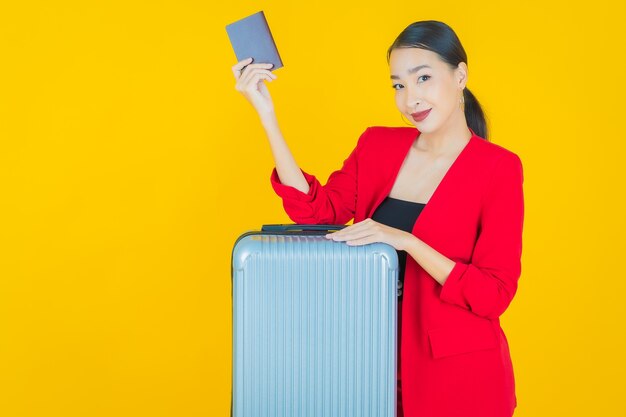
389, 47, 467, 133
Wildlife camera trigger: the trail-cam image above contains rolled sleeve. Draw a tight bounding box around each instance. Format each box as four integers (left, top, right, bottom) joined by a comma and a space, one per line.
269, 167, 323, 223
440, 152, 525, 319
270, 167, 318, 202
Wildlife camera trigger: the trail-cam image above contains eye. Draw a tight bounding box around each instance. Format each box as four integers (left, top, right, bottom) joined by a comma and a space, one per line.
391, 75, 431, 90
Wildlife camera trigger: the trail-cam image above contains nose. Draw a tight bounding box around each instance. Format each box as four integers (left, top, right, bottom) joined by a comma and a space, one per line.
406, 97, 420, 113
404, 84, 420, 111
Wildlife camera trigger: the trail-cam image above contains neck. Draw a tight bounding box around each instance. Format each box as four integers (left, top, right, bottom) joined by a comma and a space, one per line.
414, 111, 472, 155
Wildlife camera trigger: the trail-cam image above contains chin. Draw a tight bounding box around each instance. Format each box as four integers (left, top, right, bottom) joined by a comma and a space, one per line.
415, 122, 435, 133
417, 117, 444, 134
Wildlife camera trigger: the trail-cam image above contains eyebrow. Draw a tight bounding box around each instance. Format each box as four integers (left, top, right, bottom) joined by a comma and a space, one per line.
390, 65, 432, 80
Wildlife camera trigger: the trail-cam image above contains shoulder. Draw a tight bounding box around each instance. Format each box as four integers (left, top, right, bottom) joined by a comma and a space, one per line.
471, 136, 523, 175
473, 135, 520, 161
470, 137, 524, 189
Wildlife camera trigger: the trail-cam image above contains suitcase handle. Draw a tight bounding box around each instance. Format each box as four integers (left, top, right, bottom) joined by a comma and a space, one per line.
261, 224, 347, 233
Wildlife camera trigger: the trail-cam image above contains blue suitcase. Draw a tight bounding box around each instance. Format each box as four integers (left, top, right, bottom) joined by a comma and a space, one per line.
231, 224, 399, 417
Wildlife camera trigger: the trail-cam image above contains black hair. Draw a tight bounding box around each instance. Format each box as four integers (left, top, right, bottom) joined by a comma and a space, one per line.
387, 20, 489, 140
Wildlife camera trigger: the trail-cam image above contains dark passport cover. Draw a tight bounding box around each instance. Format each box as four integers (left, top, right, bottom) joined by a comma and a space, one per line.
225, 10, 284, 71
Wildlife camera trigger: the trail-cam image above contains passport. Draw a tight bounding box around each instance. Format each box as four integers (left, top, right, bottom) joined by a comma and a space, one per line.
225, 10, 284, 71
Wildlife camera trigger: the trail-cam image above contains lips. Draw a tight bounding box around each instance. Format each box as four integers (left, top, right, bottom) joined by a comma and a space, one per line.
411, 109, 431, 122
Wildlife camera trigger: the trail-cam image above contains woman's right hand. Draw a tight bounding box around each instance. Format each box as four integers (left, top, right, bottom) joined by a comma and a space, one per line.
232, 57, 278, 119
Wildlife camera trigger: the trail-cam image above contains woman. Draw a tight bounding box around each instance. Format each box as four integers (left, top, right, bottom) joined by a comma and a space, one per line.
232, 20, 524, 417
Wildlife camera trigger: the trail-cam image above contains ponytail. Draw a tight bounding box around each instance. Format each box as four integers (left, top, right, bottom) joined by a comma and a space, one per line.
463, 87, 488, 140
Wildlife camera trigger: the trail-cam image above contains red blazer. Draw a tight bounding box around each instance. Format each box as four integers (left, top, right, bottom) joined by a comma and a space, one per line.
270, 126, 524, 417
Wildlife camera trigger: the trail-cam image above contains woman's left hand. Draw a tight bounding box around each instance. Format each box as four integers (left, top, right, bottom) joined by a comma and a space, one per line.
324, 218, 414, 251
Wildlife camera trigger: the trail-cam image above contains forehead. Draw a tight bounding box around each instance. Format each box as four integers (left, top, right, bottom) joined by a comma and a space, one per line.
389, 48, 443, 75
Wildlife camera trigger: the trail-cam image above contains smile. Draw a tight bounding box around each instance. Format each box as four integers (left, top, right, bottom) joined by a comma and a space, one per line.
411, 109, 432, 122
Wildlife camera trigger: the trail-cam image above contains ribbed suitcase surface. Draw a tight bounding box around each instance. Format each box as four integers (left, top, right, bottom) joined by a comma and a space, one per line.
231, 224, 399, 417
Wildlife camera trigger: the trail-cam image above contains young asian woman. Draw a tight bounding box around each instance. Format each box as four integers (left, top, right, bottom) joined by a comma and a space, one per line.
232, 20, 524, 417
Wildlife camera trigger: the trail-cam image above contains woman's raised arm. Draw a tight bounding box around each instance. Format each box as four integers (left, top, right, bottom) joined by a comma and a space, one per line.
232, 57, 308, 194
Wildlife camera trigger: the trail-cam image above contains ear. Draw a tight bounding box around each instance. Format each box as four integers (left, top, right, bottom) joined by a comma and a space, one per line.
456, 62, 468, 89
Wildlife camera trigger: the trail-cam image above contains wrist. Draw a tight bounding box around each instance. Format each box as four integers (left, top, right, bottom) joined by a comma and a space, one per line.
400, 232, 417, 252
259, 111, 277, 127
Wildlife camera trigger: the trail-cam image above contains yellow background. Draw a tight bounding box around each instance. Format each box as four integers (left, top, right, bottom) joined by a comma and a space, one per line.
1, 0, 624, 415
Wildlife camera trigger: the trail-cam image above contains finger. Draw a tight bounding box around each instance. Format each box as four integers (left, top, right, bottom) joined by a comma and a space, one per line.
325, 223, 363, 238
233, 61, 274, 82
232, 57, 253, 78
236, 70, 273, 93
240, 64, 275, 84
233, 57, 253, 69
330, 227, 377, 242
345, 235, 376, 246
343, 218, 374, 231
241, 68, 276, 86
333, 220, 378, 237
243, 72, 274, 93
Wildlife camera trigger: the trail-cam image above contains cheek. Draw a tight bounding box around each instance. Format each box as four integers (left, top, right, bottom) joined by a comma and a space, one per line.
424, 83, 441, 104
428, 84, 455, 111
394, 92, 403, 109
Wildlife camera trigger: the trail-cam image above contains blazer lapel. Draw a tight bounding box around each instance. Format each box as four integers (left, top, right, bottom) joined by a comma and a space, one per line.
411, 132, 477, 234
365, 128, 420, 219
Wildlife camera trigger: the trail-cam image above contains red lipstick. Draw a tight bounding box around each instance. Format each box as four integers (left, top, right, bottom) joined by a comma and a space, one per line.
411, 109, 431, 122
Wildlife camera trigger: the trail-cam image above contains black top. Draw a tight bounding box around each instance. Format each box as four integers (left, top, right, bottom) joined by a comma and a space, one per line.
371, 196, 426, 300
